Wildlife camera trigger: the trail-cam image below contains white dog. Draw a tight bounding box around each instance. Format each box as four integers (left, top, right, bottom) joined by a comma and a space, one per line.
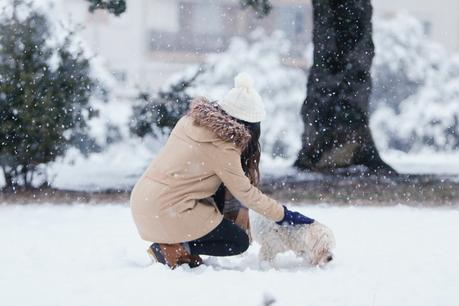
250, 210, 336, 267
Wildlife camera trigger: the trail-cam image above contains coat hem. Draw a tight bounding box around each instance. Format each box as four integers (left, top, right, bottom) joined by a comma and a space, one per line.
134, 213, 224, 244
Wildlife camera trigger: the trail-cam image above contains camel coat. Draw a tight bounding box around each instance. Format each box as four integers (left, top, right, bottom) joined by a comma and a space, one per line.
130, 98, 284, 243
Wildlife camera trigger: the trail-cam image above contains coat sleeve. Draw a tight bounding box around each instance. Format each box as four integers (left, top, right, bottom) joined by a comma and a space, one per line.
211, 143, 284, 222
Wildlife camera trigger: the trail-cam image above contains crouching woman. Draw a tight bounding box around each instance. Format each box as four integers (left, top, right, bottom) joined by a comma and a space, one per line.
130, 73, 313, 269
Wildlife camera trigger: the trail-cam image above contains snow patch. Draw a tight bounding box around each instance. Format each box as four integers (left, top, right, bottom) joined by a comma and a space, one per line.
1, 204, 458, 306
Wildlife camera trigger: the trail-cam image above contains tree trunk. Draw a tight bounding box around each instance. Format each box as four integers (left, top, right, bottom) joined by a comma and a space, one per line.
20, 166, 31, 189
294, 0, 395, 174
1, 166, 14, 189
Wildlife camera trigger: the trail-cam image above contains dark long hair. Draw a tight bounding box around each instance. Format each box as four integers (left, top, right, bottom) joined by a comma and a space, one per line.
240, 121, 261, 186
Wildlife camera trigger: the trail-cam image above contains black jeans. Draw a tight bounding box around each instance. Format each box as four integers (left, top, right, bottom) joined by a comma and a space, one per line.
188, 218, 249, 256
187, 184, 249, 257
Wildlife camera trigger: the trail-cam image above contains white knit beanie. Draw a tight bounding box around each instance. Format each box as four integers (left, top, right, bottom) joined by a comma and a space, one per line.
218, 72, 266, 123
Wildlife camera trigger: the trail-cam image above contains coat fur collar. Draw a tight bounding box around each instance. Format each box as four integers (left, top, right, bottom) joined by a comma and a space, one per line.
187, 97, 251, 151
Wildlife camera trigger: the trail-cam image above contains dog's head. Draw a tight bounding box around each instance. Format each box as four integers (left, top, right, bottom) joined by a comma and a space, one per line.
303, 221, 336, 267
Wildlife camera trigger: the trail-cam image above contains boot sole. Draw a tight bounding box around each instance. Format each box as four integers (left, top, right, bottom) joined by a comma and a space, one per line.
146, 248, 157, 264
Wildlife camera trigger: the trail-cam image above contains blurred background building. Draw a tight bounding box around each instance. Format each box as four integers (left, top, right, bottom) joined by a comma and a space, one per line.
62, 0, 312, 89
60, 0, 459, 89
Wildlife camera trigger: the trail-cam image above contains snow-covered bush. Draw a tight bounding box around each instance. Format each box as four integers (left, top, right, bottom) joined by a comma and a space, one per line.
370, 14, 459, 152
0, 0, 136, 189
0, 0, 98, 188
371, 15, 446, 110
129, 70, 202, 138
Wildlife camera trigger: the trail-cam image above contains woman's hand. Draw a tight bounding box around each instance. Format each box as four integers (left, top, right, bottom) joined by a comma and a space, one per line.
276, 205, 315, 226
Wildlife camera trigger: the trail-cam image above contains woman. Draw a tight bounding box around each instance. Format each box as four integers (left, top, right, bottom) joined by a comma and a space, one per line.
130, 72, 314, 269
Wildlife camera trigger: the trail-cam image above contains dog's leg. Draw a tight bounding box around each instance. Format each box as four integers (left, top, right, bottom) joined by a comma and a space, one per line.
297, 252, 312, 266
259, 242, 278, 263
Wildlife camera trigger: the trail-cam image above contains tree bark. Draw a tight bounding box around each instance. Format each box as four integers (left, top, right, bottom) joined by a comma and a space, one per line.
1, 166, 13, 189
295, 0, 395, 174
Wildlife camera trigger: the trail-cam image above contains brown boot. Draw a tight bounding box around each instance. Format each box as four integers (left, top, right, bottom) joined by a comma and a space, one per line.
147, 243, 202, 269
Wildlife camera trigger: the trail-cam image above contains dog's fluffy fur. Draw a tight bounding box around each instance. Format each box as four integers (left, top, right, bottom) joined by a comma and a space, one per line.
250, 211, 336, 267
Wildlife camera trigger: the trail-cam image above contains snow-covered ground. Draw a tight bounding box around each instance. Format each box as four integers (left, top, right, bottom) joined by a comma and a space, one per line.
1, 204, 458, 306
40, 150, 459, 191
2, 144, 458, 191
382, 151, 459, 176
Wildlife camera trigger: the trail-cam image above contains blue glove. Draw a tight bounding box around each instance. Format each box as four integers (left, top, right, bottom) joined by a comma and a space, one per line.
276, 205, 315, 226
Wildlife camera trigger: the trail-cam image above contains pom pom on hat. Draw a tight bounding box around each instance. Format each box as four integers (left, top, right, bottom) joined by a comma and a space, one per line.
234, 72, 254, 90
218, 72, 266, 123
